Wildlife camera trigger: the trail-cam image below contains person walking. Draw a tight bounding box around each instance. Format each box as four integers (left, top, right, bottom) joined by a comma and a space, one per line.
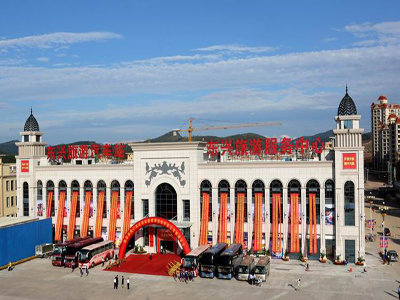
85, 265, 89, 276
113, 277, 117, 289
160, 245, 163, 254
7, 262, 12, 271
79, 266, 83, 277
102, 257, 105, 267
127, 277, 130, 290
296, 278, 301, 291
116, 275, 119, 289
122, 276, 124, 288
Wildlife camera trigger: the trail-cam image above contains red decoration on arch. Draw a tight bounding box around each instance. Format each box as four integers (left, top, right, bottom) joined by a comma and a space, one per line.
118, 217, 191, 260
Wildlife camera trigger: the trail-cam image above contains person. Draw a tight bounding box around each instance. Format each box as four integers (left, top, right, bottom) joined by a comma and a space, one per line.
116, 275, 119, 289
363, 267, 367, 273
63, 258, 66, 268
79, 266, 83, 277
7, 262, 12, 271
249, 273, 254, 285
113, 277, 117, 289
71, 261, 75, 272
296, 278, 301, 291
397, 285, 400, 299
305, 263, 309, 271
85, 265, 89, 276
102, 257, 105, 267
122, 276, 124, 288
149, 253, 153, 260
127, 277, 130, 290
160, 245, 163, 254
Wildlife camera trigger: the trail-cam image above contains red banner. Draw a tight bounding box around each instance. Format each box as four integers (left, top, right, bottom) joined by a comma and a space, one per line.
380, 237, 388, 248
149, 227, 154, 247
21, 160, 29, 172
158, 229, 174, 240
199, 192, 210, 246
343, 153, 357, 169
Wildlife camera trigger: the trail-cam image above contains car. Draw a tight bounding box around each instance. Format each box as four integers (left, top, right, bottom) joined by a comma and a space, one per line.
387, 250, 398, 262
384, 228, 391, 236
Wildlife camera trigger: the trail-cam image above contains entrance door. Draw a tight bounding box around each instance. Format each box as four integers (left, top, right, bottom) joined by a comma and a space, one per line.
345, 240, 355, 263
160, 240, 174, 253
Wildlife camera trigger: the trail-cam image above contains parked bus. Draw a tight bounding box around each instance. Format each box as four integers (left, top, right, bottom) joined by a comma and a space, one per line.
217, 243, 243, 279
199, 243, 227, 278
182, 245, 210, 273
237, 256, 255, 281
254, 256, 270, 282
52, 237, 89, 266
78, 240, 114, 269
64, 237, 103, 268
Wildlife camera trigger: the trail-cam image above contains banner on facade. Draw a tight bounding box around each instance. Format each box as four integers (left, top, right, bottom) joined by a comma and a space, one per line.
325, 204, 335, 225
343, 153, 357, 169
21, 160, 29, 172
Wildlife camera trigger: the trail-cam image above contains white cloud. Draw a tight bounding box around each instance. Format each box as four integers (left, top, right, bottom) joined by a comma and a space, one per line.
194, 44, 276, 53
36, 57, 50, 62
322, 37, 337, 43
345, 21, 400, 46
0, 32, 122, 50
0, 58, 26, 65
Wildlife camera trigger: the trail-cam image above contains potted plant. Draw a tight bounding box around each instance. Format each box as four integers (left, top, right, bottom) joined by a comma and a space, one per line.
283, 249, 290, 261
319, 251, 327, 263
266, 249, 271, 259
356, 256, 365, 266
334, 254, 343, 265
299, 252, 308, 262
134, 244, 139, 253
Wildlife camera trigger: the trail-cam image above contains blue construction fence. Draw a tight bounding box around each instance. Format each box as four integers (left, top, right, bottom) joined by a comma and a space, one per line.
0, 218, 52, 266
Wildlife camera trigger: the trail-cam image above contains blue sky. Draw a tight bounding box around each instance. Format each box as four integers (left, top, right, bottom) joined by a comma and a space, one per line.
0, 0, 400, 144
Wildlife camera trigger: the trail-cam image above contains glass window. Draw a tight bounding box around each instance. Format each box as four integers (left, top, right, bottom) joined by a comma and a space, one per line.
11, 180, 14, 191
183, 200, 190, 221
142, 199, 149, 217
325, 180, 335, 225
7, 197, 10, 207
24, 135, 29, 142
23, 182, 29, 216
11, 196, 14, 206
344, 181, 355, 226
155, 183, 177, 220
36, 135, 40, 142
344, 120, 353, 129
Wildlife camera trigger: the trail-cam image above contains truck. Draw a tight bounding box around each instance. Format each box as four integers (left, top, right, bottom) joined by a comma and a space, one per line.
35, 243, 54, 258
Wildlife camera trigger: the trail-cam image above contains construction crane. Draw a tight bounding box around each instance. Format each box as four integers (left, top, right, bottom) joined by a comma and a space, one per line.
173, 118, 282, 142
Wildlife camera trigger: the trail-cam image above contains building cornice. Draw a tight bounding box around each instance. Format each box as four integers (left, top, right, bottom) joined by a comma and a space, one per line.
198, 160, 334, 169
128, 142, 207, 152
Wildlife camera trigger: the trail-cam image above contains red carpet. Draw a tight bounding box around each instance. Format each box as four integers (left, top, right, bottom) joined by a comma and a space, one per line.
104, 253, 182, 276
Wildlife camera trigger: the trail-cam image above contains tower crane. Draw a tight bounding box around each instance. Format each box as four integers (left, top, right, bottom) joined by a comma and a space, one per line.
173, 118, 282, 142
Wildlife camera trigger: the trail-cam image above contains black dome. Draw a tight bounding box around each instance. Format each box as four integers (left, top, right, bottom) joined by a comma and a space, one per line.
24, 109, 40, 131
338, 87, 357, 116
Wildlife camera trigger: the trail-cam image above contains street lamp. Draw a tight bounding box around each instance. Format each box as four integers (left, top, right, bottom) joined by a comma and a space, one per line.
380, 205, 388, 256
367, 195, 375, 235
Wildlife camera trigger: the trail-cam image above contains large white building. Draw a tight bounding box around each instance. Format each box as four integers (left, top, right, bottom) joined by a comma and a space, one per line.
16, 90, 365, 263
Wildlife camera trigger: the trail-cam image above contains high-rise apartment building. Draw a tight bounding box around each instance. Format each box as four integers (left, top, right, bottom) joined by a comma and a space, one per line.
371, 95, 400, 171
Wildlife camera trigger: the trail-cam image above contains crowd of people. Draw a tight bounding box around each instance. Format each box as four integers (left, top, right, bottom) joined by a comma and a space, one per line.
113, 275, 130, 290
174, 268, 196, 283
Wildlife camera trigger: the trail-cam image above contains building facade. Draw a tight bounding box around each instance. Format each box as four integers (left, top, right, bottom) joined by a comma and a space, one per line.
0, 156, 17, 217
16, 91, 365, 263
371, 95, 400, 171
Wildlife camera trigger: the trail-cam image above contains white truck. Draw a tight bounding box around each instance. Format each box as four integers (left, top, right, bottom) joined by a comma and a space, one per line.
35, 243, 54, 258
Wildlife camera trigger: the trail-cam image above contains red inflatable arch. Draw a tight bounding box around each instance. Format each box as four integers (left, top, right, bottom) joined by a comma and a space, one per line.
118, 217, 190, 260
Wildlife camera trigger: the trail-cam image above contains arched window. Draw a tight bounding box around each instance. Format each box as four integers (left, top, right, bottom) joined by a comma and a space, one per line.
287, 179, 301, 221
252, 180, 265, 222
37, 180, 43, 217
306, 180, 320, 224
111, 180, 121, 219
269, 180, 283, 223
156, 183, 177, 220
71, 180, 80, 217
97, 180, 107, 218
325, 180, 335, 225
23, 182, 29, 216
84, 180, 93, 218
344, 181, 355, 226
47, 180, 55, 217
200, 180, 212, 221
125, 180, 134, 219
235, 180, 247, 222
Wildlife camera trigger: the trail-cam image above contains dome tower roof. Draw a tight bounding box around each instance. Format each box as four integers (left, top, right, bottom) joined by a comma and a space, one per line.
24, 108, 40, 131
337, 86, 357, 116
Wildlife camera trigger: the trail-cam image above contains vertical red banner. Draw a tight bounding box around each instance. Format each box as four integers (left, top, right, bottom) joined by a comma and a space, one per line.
149, 227, 154, 247
235, 193, 245, 246
21, 160, 29, 172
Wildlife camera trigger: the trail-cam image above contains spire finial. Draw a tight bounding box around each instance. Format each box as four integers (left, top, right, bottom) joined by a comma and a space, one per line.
346, 84, 348, 94
31, 107, 33, 115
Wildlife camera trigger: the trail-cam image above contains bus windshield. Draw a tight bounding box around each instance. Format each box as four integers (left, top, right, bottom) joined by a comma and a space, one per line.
183, 256, 195, 268
238, 266, 249, 273
200, 253, 213, 266
53, 246, 63, 255
79, 250, 91, 262
219, 256, 231, 266
254, 266, 265, 274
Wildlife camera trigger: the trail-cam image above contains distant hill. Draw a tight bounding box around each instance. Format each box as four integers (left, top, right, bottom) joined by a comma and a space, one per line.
0, 140, 18, 155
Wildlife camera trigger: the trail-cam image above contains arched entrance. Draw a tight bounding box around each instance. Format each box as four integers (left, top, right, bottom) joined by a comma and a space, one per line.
119, 217, 190, 260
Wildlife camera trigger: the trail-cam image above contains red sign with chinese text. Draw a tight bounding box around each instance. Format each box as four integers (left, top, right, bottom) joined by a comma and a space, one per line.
343, 153, 357, 169
207, 137, 325, 157
158, 229, 175, 240
21, 160, 29, 172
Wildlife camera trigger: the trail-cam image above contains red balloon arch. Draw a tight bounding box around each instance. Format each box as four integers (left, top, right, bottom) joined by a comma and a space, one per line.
118, 217, 191, 260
